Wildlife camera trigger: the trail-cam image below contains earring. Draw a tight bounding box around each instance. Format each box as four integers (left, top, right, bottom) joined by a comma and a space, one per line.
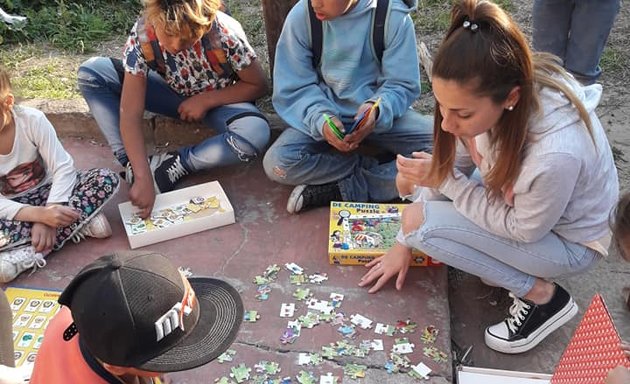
507, 105, 514, 111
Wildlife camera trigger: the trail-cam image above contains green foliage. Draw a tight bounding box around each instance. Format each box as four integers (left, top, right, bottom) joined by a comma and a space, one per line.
0, 0, 140, 53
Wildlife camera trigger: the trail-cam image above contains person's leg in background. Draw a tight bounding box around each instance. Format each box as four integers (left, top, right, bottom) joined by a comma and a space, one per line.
532, 0, 573, 61
563, 0, 620, 84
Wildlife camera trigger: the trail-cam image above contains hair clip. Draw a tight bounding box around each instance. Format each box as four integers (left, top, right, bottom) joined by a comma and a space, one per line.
463, 20, 479, 32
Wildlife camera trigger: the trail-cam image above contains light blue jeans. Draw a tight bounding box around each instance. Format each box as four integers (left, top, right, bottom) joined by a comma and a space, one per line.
77, 57, 271, 172
532, 0, 620, 85
263, 111, 433, 202
402, 200, 601, 297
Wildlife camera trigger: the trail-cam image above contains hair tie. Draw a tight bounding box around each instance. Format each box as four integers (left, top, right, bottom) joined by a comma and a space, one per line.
463, 20, 479, 32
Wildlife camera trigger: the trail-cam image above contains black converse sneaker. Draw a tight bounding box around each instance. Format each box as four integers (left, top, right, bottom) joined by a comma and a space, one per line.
124, 152, 189, 193
151, 151, 189, 193
484, 284, 578, 354
286, 182, 342, 214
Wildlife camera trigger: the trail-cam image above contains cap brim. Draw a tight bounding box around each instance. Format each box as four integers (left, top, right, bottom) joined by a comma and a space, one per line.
137, 277, 243, 372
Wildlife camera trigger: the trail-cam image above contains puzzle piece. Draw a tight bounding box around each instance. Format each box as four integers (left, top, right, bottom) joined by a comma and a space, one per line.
392, 337, 415, 354
298, 312, 320, 328
254, 361, 281, 375
329, 293, 344, 309
284, 262, 304, 275
370, 339, 384, 351
395, 319, 418, 334
420, 325, 439, 344
214, 377, 236, 384
293, 288, 312, 301
350, 314, 373, 329
280, 303, 296, 318
217, 349, 236, 363
296, 370, 316, 384
319, 373, 339, 384
230, 364, 251, 383
306, 298, 334, 314
343, 363, 367, 379
244, 310, 260, 323
409, 362, 432, 380
290, 274, 308, 285
337, 324, 357, 339
308, 273, 328, 284
375, 322, 396, 336
423, 346, 448, 363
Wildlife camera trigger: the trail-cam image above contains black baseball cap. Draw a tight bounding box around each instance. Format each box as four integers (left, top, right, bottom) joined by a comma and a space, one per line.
58, 251, 243, 372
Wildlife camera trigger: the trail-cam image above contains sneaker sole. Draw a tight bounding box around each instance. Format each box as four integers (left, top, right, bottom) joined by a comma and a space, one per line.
286, 184, 307, 214
484, 298, 578, 354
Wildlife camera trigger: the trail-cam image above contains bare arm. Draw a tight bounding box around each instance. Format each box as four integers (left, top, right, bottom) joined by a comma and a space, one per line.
120, 72, 155, 218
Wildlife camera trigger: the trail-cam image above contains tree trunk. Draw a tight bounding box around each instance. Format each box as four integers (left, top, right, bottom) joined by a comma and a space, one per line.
261, 0, 298, 77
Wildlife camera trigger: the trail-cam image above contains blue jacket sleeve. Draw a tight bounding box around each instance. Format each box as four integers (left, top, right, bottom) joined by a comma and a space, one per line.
271, 3, 337, 141
371, 13, 421, 133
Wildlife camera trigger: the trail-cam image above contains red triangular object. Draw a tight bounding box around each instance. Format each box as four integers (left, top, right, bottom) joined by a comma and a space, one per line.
551, 294, 630, 383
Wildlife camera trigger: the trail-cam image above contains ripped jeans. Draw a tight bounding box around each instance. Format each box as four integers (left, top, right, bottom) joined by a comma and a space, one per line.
77, 57, 270, 172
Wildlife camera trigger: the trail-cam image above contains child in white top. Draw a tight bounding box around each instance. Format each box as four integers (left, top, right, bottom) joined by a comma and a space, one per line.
0, 67, 120, 283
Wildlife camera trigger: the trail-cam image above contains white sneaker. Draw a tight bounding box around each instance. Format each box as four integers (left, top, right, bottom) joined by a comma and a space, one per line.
72, 213, 112, 243
0, 246, 46, 283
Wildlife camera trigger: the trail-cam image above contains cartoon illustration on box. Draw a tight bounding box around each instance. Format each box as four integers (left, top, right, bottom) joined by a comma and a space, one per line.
328, 202, 438, 267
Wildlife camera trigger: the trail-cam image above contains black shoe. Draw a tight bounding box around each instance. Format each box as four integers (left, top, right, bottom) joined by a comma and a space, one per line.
286, 182, 342, 214
484, 284, 578, 354
124, 152, 189, 194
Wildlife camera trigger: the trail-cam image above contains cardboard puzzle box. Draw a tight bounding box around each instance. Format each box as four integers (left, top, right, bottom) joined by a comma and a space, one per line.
328, 201, 440, 266
119, 180, 235, 249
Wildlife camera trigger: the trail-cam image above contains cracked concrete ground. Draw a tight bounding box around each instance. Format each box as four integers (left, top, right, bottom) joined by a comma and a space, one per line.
8, 136, 452, 383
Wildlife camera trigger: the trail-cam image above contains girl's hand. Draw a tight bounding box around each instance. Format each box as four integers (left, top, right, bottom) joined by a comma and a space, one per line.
396, 152, 439, 188
396, 171, 416, 197
31, 223, 56, 253
358, 242, 412, 293
178, 94, 209, 122
605, 366, 630, 384
41, 205, 80, 227
621, 341, 630, 358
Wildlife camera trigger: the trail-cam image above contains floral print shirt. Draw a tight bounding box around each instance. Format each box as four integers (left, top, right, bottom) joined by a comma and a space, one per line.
123, 11, 257, 97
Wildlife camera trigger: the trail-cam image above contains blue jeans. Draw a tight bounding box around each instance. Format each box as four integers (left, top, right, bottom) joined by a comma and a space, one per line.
263, 111, 433, 202
532, 0, 620, 85
77, 57, 270, 172
402, 200, 600, 297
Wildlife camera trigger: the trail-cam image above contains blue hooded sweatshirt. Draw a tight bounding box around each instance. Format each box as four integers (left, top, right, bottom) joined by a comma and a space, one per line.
272, 0, 421, 141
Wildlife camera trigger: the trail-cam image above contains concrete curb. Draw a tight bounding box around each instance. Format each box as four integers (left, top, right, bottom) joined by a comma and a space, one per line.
21, 98, 286, 149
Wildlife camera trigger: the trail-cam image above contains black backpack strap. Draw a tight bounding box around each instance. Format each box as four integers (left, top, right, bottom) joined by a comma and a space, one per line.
307, 0, 323, 69
372, 0, 389, 64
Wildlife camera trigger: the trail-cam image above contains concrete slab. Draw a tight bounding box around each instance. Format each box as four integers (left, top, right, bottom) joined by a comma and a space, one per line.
449, 256, 630, 375
4, 137, 452, 383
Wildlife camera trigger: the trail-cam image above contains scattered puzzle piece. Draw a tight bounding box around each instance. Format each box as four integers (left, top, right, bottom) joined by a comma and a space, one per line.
217, 349, 236, 363
319, 372, 339, 384
293, 288, 312, 301
214, 377, 236, 384
423, 346, 448, 364
229, 364, 251, 383
244, 310, 260, 323
344, 363, 367, 379
392, 337, 415, 354
409, 362, 432, 380
254, 361, 281, 375
350, 313, 373, 329
280, 303, 296, 318
298, 312, 320, 328
395, 319, 418, 334
285, 262, 304, 275
296, 370, 316, 384
308, 273, 328, 284
420, 325, 439, 344
375, 322, 396, 336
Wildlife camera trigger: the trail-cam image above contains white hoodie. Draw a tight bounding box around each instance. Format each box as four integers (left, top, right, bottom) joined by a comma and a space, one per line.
437, 75, 618, 253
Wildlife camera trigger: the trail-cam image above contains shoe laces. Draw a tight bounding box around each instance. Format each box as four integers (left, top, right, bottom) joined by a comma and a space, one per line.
5, 249, 47, 275
303, 183, 341, 208
71, 232, 86, 244
165, 155, 188, 183
506, 292, 531, 333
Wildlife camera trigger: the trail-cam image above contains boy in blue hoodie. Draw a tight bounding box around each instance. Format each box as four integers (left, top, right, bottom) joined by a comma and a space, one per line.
264, 0, 433, 213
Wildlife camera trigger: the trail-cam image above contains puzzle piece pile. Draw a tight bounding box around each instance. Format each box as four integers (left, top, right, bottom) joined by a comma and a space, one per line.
124, 196, 221, 234
214, 263, 448, 383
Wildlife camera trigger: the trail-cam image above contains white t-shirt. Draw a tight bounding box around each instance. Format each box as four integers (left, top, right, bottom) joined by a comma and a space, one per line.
0, 106, 76, 220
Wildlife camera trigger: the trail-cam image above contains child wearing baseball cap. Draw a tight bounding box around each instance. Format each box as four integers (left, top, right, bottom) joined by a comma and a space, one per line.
29, 251, 243, 383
